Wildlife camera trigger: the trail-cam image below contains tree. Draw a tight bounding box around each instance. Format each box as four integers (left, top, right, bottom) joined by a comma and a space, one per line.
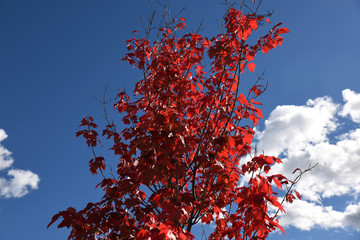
48, 1, 308, 239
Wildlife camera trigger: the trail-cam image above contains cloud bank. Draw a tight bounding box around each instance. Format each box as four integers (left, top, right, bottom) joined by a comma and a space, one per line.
256, 89, 360, 232
0, 129, 40, 198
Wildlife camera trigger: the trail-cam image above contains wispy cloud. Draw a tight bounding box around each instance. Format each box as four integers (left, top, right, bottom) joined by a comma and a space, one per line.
256, 89, 360, 231
0, 129, 40, 198
0, 130, 14, 170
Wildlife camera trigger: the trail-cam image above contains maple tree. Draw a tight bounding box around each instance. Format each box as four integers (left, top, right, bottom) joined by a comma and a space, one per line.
48, 1, 311, 239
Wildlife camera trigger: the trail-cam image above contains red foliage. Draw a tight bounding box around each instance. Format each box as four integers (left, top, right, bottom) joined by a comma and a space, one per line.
48, 5, 296, 240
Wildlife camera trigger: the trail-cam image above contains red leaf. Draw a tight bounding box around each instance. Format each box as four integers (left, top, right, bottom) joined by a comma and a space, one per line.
238, 93, 249, 105
264, 156, 274, 164
136, 229, 147, 238
218, 219, 226, 230
250, 85, 262, 96
277, 27, 290, 34
250, 99, 262, 105
262, 45, 270, 54
202, 38, 211, 48
227, 136, 235, 148
196, 65, 203, 75
75, 130, 84, 137
201, 214, 213, 224
47, 212, 62, 229
269, 196, 284, 213
230, 82, 238, 92
273, 177, 283, 190
89, 157, 105, 175
286, 194, 295, 203
248, 62, 256, 73
271, 219, 285, 234
255, 108, 263, 118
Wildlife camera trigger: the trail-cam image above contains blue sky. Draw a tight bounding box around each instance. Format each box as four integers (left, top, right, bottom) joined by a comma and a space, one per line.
0, 0, 360, 239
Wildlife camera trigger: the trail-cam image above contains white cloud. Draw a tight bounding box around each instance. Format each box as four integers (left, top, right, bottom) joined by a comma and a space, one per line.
0, 129, 40, 198
280, 200, 345, 230
280, 200, 360, 231
0, 169, 40, 198
343, 204, 360, 230
339, 89, 360, 123
256, 96, 338, 157
256, 89, 360, 231
0, 129, 13, 170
